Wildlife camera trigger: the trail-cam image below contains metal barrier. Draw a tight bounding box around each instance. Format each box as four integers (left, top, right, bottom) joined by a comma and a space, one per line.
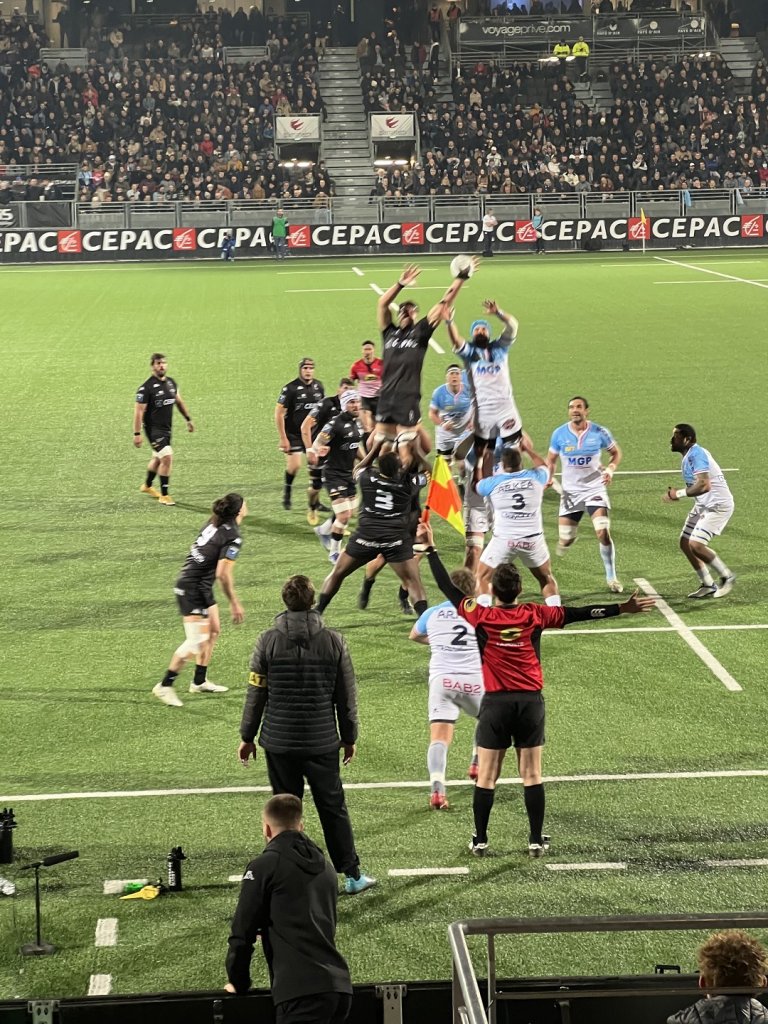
449, 911, 768, 1024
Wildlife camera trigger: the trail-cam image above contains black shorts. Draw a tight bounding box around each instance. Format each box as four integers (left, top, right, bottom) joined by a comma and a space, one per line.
324, 475, 356, 501
174, 583, 214, 617
285, 432, 305, 455
344, 531, 414, 564
376, 398, 421, 427
475, 691, 545, 750
146, 427, 172, 453
361, 396, 379, 415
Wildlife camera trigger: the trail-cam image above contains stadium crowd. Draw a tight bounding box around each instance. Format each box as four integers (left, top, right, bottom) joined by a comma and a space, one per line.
0, 11, 335, 204
366, 54, 768, 198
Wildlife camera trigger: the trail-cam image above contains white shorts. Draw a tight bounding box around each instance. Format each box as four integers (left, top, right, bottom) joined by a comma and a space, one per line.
428, 673, 484, 722
436, 426, 471, 455
480, 533, 551, 569
464, 503, 490, 535
474, 402, 522, 441
559, 488, 610, 518
681, 503, 734, 544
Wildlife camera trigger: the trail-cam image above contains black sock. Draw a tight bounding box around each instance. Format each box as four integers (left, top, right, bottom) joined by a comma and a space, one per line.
524, 783, 546, 845
284, 471, 296, 493
472, 786, 495, 844
159, 475, 170, 496
317, 593, 331, 613
398, 586, 409, 602
161, 669, 178, 688
145, 470, 156, 487
413, 599, 428, 615
361, 576, 376, 595
331, 530, 345, 542
193, 664, 207, 686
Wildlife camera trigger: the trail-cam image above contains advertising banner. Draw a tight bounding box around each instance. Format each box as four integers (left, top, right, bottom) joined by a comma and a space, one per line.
275, 115, 321, 143
462, 13, 705, 43
0, 205, 18, 228
371, 114, 416, 140
0, 215, 764, 264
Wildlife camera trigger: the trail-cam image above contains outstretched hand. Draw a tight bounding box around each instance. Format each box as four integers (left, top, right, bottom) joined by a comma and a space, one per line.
620, 590, 656, 614
416, 519, 434, 548
399, 264, 421, 287
483, 299, 499, 315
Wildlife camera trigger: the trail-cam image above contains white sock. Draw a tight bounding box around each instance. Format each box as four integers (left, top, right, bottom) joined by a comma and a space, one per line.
696, 566, 715, 586
709, 553, 730, 577
599, 541, 617, 580
317, 517, 334, 536
545, 595, 561, 606
428, 741, 448, 792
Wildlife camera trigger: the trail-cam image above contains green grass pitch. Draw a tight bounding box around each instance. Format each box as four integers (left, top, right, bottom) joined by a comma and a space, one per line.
1, 250, 767, 999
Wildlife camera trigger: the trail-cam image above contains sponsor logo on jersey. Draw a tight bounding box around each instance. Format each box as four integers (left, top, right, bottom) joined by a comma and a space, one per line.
590, 608, 606, 618
173, 227, 197, 251
288, 225, 310, 248
499, 627, 521, 642
567, 455, 593, 466
242, 870, 255, 880
58, 229, 82, 253
402, 222, 424, 246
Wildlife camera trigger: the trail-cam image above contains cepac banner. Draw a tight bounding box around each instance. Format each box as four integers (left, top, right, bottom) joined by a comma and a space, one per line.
370, 114, 416, 140
275, 115, 321, 142
0, 215, 765, 263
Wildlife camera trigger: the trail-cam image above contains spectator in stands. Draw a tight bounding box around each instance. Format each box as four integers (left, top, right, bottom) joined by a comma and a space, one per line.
428, 3, 443, 43
572, 35, 590, 79
447, 1, 462, 49
667, 930, 768, 1024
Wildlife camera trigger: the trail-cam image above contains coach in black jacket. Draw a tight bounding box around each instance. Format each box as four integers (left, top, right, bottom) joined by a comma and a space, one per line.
239, 575, 375, 894
226, 794, 353, 1024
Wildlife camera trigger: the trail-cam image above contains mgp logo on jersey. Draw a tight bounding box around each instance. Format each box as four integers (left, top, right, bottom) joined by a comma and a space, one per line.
401, 222, 424, 246
288, 225, 310, 248
515, 220, 537, 244
173, 227, 197, 251
740, 214, 764, 238
57, 229, 82, 253
628, 216, 651, 240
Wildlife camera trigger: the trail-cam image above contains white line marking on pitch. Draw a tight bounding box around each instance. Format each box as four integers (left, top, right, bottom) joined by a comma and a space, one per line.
388, 867, 470, 877
228, 874, 244, 882
655, 255, 768, 290
634, 578, 742, 692
368, 282, 445, 354
103, 879, 148, 895
705, 859, 768, 868
286, 285, 446, 294
655, 279, 768, 285
95, 918, 118, 947
554, 468, 738, 477
7, 769, 768, 803
546, 624, 768, 636
87, 974, 113, 996
547, 862, 627, 872
352, 266, 364, 277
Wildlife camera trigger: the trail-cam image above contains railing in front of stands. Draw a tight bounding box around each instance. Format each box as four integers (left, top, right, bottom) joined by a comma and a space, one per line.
1, 189, 766, 231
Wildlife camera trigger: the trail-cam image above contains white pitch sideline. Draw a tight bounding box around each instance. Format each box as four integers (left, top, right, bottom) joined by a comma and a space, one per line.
87, 974, 113, 996
5, 768, 768, 804
388, 867, 470, 877
547, 862, 626, 872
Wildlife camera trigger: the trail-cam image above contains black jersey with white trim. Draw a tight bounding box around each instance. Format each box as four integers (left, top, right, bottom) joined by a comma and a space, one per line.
356, 468, 419, 540
136, 375, 178, 431
277, 378, 325, 436
319, 412, 364, 477
177, 520, 242, 590
379, 317, 435, 406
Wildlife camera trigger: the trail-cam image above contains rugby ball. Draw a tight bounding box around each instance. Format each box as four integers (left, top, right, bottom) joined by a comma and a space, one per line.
450, 254, 475, 279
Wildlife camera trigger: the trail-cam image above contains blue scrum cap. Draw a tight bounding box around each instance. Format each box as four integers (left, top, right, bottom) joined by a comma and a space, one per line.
470, 319, 491, 336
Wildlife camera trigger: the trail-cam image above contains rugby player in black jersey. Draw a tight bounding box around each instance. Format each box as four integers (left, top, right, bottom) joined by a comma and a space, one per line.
133, 353, 194, 506
309, 390, 365, 563
316, 449, 428, 615
153, 493, 247, 707
301, 377, 355, 526
275, 358, 325, 511
361, 260, 479, 463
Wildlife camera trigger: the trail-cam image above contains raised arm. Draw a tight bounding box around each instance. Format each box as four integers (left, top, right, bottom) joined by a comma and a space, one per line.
483, 299, 518, 343
442, 305, 467, 350
377, 264, 421, 331
427, 256, 480, 325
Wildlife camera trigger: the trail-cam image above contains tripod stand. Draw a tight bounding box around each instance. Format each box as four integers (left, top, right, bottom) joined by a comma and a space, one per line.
20, 850, 79, 956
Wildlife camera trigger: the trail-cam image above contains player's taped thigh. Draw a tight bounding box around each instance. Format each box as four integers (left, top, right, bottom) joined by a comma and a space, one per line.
466, 534, 485, 548
690, 524, 714, 546
332, 496, 358, 516
558, 523, 578, 543
591, 515, 610, 532
174, 619, 209, 659
155, 445, 173, 459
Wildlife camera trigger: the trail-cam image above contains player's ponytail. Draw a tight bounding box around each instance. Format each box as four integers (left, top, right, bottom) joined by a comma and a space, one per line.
211, 492, 244, 526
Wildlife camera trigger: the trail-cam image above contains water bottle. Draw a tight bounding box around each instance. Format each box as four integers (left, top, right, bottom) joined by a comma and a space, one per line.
167, 846, 186, 891
0, 809, 17, 865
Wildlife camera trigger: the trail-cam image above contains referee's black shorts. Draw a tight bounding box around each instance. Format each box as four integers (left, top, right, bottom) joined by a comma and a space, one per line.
475, 691, 545, 750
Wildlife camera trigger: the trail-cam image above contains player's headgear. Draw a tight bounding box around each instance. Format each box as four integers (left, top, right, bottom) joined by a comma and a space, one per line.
299, 357, 315, 370
470, 319, 491, 337
340, 390, 358, 411
446, 363, 462, 373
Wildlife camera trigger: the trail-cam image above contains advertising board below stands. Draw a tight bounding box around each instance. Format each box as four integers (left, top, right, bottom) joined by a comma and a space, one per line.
0, 215, 765, 263
459, 13, 705, 44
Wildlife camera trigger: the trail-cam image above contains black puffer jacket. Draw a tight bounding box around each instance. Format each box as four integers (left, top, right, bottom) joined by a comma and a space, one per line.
241, 610, 358, 755
668, 996, 768, 1024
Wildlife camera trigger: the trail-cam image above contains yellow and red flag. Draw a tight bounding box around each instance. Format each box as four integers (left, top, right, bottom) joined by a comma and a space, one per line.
423, 455, 465, 536
640, 208, 647, 226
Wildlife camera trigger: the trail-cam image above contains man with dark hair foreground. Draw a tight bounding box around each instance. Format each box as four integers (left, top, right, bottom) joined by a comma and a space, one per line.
418, 520, 655, 859
226, 794, 354, 1024
668, 930, 768, 1023
239, 576, 375, 895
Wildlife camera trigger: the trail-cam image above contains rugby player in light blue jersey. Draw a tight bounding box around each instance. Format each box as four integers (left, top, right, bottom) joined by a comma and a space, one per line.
546, 396, 624, 594
664, 423, 735, 599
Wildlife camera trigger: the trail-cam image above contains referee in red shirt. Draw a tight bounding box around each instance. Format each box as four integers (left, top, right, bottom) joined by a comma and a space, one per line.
418, 521, 655, 858
349, 340, 383, 438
